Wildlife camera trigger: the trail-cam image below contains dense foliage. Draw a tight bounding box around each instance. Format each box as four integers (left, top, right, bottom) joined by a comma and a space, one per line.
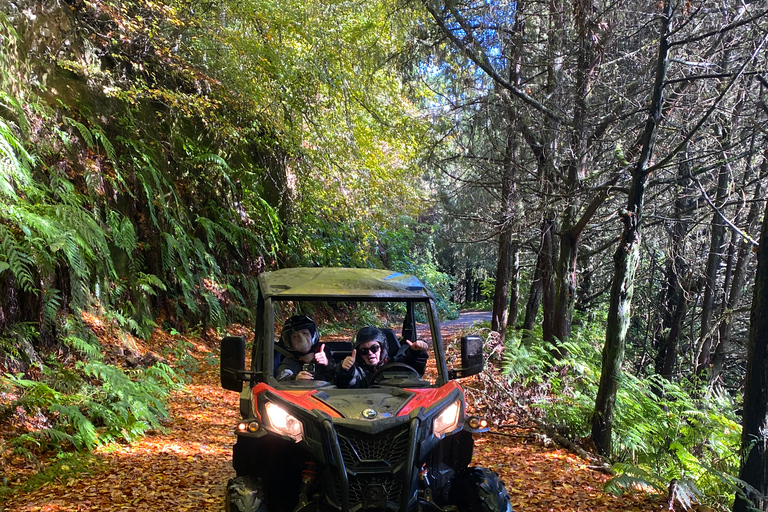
499, 319, 742, 509
0, 0, 443, 481
2, 0, 768, 509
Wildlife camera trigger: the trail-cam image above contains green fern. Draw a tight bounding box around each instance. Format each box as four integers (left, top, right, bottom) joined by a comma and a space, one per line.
51, 404, 98, 449
91, 125, 117, 162
2, 348, 180, 455
190, 152, 232, 172
43, 288, 63, 329
63, 117, 94, 148
0, 224, 37, 292
136, 272, 167, 295
106, 209, 138, 255
38, 427, 75, 447
63, 335, 102, 361
605, 463, 667, 495
607, 464, 701, 510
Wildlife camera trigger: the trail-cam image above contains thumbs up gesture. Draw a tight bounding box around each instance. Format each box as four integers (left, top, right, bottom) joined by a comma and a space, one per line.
315, 344, 328, 366
406, 339, 429, 351
342, 349, 357, 371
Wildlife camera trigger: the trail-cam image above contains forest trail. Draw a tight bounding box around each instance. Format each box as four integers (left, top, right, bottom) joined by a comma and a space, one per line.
441, 309, 492, 328
3, 317, 657, 512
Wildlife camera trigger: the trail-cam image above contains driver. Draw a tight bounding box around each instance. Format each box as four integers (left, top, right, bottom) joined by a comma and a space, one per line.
336, 326, 428, 388
276, 315, 333, 382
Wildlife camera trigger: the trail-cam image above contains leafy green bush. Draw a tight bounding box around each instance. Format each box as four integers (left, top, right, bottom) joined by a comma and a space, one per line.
501, 322, 742, 510
461, 300, 493, 311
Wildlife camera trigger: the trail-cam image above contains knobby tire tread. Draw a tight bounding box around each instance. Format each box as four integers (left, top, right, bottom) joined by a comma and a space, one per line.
451, 467, 514, 512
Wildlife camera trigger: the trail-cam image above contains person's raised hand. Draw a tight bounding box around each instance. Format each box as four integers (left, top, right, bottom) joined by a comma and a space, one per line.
406, 339, 429, 351
296, 371, 313, 380
341, 349, 356, 370
315, 344, 328, 366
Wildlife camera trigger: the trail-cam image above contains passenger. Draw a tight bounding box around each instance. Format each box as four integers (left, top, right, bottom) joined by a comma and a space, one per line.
336, 326, 428, 388
276, 315, 334, 381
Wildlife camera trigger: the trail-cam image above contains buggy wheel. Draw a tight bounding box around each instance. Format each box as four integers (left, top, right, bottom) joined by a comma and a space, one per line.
450, 467, 513, 512
226, 475, 267, 512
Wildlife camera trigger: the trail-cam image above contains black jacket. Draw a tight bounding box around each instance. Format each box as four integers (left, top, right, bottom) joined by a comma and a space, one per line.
335, 343, 427, 389
276, 346, 335, 382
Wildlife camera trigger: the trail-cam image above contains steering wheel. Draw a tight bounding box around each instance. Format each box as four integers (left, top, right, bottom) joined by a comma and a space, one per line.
370, 362, 421, 385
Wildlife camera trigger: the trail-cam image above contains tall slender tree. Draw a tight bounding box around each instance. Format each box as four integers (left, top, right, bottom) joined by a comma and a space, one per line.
591, 0, 674, 456
734, 165, 768, 512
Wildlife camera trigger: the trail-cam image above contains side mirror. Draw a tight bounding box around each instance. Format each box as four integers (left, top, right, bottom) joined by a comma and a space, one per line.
448, 335, 484, 379
221, 336, 246, 392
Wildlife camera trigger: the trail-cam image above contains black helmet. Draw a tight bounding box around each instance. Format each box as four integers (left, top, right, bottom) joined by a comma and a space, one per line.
280, 315, 319, 354
353, 326, 388, 363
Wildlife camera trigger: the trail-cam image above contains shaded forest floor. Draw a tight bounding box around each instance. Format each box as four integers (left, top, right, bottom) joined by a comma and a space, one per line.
2, 319, 663, 512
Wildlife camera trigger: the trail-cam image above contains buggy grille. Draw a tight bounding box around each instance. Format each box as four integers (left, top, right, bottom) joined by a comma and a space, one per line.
331, 423, 412, 508
337, 425, 410, 469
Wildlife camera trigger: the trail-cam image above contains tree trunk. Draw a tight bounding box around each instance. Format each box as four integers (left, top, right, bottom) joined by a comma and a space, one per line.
492, 230, 512, 339
464, 268, 472, 305
696, 160, 730, 377
541, 216, 557, 343
655, 260, 690, 382
733, 183, 768, 512
711, 155, 766, 385
592, 208, 641, 456
259, 148, 293, 266
522, 244, 544, 332
508, 244, 520, 328
654, 157, 695, 382
492, 118, 518, 340
591, 0, 672, 457
551, 0, 592, 351
553, 230, 577, 352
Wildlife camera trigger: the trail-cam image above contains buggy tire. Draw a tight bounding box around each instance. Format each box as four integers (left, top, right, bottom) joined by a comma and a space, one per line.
226, 476, 267, 512
450, 467, 513, 512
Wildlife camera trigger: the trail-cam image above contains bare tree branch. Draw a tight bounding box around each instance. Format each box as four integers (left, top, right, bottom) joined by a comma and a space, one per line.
646, 32, 768, 175
669, 8, 768, 47
421, 0, 569, 125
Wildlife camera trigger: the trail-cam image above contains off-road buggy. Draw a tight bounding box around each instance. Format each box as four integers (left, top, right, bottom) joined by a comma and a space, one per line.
220, 268, 513, 512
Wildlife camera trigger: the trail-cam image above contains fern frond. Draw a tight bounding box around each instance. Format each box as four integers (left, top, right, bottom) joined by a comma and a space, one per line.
51, 403, 97, 449
106, 209, 138, 255
0, 224, 37, 292
63, 335, 102, 360
674, 479, 701, 510
605, 464, 666, 496
3, 371, 62, 404
189, 152, 231, 171
136, 272, 167, 296
605, 474, 661, 496
64, 117, 94, 148
43, 288, 63, 329
0, 121, 34, 199
204, 291, 225, 326
40, 427, 75, 446
92, 126, 117, 162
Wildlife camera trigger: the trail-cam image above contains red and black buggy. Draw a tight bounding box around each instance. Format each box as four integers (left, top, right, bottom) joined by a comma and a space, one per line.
220, 268, 513, 512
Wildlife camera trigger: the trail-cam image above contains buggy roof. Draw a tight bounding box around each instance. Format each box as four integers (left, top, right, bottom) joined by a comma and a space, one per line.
257, 268, 434, 300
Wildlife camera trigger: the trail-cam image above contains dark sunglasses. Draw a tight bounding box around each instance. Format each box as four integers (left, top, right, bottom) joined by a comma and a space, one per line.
358, 344, 380, 356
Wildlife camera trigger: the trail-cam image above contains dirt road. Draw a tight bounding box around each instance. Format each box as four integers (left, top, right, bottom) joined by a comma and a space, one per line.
3, 319, 655, 512
441, 309, 492, 329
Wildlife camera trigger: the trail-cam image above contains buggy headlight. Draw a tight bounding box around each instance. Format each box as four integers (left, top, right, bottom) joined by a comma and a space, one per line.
433, 400, 461, 437
264, 402, 304, 442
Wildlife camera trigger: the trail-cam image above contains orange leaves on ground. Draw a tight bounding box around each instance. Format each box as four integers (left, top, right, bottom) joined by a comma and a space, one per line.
4, 379, 239, 512
473, 433, 661, 512
5, 322, 660, 512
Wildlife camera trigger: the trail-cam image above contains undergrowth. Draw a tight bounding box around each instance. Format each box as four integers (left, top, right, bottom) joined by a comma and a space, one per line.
0, 452, 100, 500
501, 321, 743, 511
0, 316, 185, 492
